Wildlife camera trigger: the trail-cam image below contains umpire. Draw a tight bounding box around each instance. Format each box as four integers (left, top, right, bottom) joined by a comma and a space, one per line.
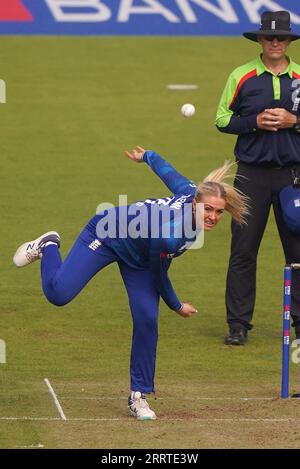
216, 10, 300, 345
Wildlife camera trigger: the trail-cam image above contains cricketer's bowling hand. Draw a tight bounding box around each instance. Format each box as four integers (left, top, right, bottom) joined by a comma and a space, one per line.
177, 302, 198, 318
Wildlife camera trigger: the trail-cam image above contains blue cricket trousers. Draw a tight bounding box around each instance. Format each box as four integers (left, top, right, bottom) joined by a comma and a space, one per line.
41, 228, 159, 393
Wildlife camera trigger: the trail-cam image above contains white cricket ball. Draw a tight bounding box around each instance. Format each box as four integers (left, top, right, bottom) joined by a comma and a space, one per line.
181, 103, 196, 117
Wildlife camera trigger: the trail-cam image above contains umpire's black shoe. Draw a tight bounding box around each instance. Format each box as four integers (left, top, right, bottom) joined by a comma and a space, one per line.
224, 326, 248, 346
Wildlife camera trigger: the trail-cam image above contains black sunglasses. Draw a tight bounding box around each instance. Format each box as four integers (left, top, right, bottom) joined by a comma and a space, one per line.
263, 35, 290, 42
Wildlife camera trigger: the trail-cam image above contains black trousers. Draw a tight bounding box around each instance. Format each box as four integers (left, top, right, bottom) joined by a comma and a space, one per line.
226, 162, 300, 331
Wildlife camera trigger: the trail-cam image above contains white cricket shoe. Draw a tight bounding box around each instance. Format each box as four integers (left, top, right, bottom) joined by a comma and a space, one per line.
13, 231, 60, 268
128, 391, 157, 420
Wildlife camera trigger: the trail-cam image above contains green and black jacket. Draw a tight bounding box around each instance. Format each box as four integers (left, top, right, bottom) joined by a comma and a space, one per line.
216, 55, 300, 166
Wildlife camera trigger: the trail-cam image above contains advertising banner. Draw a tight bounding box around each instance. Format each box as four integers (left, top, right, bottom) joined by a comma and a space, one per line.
0, 0, 299, 36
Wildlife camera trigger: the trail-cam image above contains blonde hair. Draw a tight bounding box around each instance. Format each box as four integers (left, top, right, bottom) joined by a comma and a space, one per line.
195, 161, 250, 225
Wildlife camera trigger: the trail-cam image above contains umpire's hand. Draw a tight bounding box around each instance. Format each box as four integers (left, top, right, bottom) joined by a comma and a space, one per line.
257, 108, 297, 131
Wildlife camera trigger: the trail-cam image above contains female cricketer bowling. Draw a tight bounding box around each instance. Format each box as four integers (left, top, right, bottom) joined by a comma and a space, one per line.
13, 146, 249, 420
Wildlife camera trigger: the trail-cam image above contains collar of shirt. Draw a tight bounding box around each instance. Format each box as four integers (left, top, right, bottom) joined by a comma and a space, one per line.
255, 54, 294, 78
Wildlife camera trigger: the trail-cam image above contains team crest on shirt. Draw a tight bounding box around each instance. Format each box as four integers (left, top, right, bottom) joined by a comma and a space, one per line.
88, 239, 102, 251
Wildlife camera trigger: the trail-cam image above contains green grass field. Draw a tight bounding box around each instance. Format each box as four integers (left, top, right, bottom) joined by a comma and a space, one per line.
1, 36, 300, 449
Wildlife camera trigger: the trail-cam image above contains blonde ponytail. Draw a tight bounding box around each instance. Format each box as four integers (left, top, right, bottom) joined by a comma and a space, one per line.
195, 161, 250, 225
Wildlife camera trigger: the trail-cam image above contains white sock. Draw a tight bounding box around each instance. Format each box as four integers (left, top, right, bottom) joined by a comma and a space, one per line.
39, 241, 58, 258
43, 241, 58, 248
131, 391, 144, 400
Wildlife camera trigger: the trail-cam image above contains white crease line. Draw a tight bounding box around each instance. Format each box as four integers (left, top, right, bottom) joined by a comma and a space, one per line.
44, 378, 67, 421
58, 396, 276, 401
0, 416, 300, 422
167, 84, 198, 90
66, 417, 300, 423
69, 417, 300, 422
0, 417, 60, 421
15, 444, 44, 448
